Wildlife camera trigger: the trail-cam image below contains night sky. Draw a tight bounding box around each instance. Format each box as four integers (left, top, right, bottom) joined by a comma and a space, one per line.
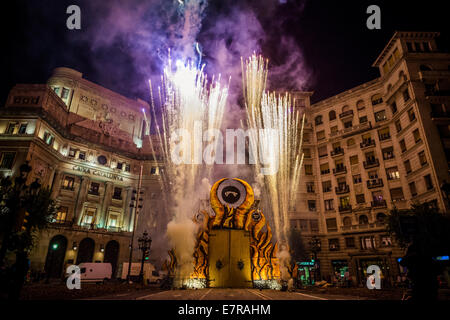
1, 0, 448, 107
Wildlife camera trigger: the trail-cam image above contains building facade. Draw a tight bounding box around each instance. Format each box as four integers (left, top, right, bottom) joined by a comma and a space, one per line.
293, 31, 450, 286
1, 31, 449, 285
0, 68, 166, 279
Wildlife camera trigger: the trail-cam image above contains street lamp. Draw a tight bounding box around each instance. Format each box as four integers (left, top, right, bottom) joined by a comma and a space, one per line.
309, 236, 321, 283
138, 230, 152, 284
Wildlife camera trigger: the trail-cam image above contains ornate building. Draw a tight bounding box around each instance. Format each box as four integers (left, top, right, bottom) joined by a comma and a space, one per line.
294, 31, 450, 285
0, 68, 166, 278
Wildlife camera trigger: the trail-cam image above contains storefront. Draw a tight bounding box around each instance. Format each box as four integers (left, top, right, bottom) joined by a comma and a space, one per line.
296, 261, 317, 286
331, 260, 349, 286
356, 257, 391, 287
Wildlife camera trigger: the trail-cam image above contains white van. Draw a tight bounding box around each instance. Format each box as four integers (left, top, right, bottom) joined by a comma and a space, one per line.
121, 262, 164, 284
79, 263, 112, 283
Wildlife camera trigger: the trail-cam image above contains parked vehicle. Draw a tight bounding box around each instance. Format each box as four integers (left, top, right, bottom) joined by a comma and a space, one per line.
121, 262, 164, 284
78, 263, 112, 283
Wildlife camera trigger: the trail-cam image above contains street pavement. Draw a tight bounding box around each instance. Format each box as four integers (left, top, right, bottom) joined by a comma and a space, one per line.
90, 288, 367, 300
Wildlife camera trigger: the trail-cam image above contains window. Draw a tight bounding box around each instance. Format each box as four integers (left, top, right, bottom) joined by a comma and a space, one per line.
305, 164, 313, 175
406, 42, 413, 51
18, 123, 28, 134
78, 151, 86, 160
359, 116, 368, 124
330, 126, 338, 135
408, 108, 416, 122
378, 127, 390, 140
347, 138, 355, 147
382, 146, 394, 160
116, 162, 123, 170
357, 100, 365, 110
414, 42, 422, 52
125, 164, 131, 172
324, 199, 334, 211
0, 152, 15, 169
61, 87, 70, 99
409, 182, 417, 196
418, 151, 427, 166
329, 110, 336, 121
359, 215, 369, 225
320, 163, 330, 175
310, 220, 319, 232
53, 86, 61, 95
344, 121, 352, 128
424, 174, 433, 190
339, 196, 350, 208
82, 208, 96, 225
107, 213, 119, 228
318, 146, 328, 158
43, 132, 54, 145
89, 182, 100, 195
306, 182, 315, 193
113, 187, 122, 200
374, 110, 387, 122
380, 236, 392, 247
395, 120, 402, 133
326, 219, 338, 232
404, 160, 412, 174
316, 130, 325, 141
299, 220, 308, 231
356, 194, 365, 204
403, 89, 411, 103
368, 170, 378, 179
390, 102, 397, 115
6, 122, 17, 134
360, 236, 376, 250
390, 187, 405, 201
343, 217, 352, 226
399, 139, 407, 153
315, 115, 323, 125
55, 206, 68, 223
329, 238, 340, 250
350, 155, 359, 165
345, 237, 355, 248
97, 155, 107, 165
62, 176, 75, 190
353, 174, 362, 184
386, 166, 400, 180
371, 94, 383, 106
322, 180, 332, 192
303, 148, 311, 158
413, 128, 421, 143
68, 148, 76, 158
308, 200, 316, 212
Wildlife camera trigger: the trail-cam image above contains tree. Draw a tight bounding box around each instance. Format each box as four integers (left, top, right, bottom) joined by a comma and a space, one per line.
387, 203, 450, 301
0, 162, 57, 299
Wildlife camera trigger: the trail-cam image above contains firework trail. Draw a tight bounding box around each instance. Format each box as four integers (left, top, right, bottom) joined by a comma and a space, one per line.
145, 51, 228, 286
242, 53, 305, 246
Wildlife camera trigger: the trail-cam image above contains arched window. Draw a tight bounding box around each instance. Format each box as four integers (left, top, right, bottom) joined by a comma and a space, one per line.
315, 115, 323, 125
359, 215, 369, 225
343, 216, 352, 226
357, 100, 365, 110
342, 105, 350, 113
329, 110, 336, 121
376, 212, 387, 223
371, 94, 383, 106
419, 64, 432, 71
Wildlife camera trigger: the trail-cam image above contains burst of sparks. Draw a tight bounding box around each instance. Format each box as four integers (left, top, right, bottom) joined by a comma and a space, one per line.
242, 53, 305, 244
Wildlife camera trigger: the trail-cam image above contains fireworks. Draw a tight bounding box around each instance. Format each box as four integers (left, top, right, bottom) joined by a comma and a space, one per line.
242, 53, 305, 245
145, 51, 229, 287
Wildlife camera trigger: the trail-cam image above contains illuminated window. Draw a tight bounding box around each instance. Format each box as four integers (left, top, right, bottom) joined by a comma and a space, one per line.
68, 148, 76, 158
82, 208, 96, 225
18, 123, 28, 134
107, 213, 119, 228
61, 87, 70, 99
329, 238, 339, 251
380, 236, 392, 247
374, 110, 387, 122
62, 176, 75, 190
55, 206, 68, 223
6, 122, 17, 134
43, 132, 54, 145
125, 164, 131, 172
386, 166, 400, 180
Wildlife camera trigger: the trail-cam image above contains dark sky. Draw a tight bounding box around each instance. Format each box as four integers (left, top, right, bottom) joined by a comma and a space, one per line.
1, 0, 448, 106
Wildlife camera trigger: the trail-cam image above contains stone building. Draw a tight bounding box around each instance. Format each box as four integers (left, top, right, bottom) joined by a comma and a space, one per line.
0, 68, 166, 279
293, 31, 450, 286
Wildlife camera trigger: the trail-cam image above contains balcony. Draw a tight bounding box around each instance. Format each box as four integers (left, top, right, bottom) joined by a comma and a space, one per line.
371, 199, 387, 208
360, 139, 376, 149
333, 166, 347, 175
363, 158, 380, 169
106, 226, 122, 233
330, 147, 344, 157
341, 222, 387, 231
379, 133, 391, 141
51, 220, 73, 228
338, 205, 352, 213
367, 178, 384, 189
329, 122, 372, 139
321, 169, 331, 175
335, 184, 350, 194
339, 110, 354, 119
